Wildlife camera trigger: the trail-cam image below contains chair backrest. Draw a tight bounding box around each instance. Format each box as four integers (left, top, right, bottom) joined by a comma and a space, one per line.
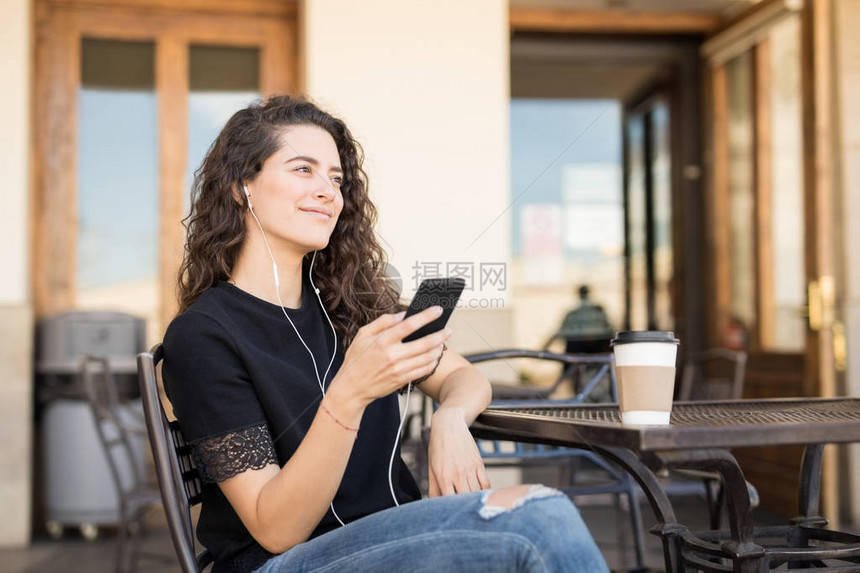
465, 348, 617, 402
678, 348, 748, 401
137, 344, 212, 573
81, 355, 147, 498
464, 349, 617, 460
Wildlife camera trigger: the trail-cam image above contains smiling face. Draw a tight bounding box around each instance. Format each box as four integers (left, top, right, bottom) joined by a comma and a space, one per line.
245, 124, 345, 257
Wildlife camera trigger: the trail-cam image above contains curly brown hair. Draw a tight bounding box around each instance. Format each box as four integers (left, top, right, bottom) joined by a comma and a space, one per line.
178, 95, 402, 348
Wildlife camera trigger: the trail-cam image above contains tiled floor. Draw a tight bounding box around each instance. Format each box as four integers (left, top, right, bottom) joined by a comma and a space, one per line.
1, 492, 784, 573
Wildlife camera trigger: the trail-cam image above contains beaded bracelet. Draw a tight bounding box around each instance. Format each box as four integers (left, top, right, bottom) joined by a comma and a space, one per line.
321, 401, 359, 438
399, 342, 448, 395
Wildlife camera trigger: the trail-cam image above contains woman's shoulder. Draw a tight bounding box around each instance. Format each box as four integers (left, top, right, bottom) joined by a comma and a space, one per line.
164, 284, 238, 346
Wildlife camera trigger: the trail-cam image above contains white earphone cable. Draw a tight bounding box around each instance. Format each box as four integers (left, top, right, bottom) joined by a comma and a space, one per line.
245, 192, 405, 522
308, 251, 338, 393
388, 382, 412, 506
248, 203, 330, 395
248, 200, 347, 525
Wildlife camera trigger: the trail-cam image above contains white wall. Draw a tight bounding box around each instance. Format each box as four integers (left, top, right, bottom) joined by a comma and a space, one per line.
0, 0, 33, 547
0, 0, 31, 306
303, 0, 515, 486
837, 0, 860, 526
302, 0, 511, 309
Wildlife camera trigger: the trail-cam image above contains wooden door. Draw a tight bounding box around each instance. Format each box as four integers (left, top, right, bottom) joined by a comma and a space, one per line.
33, 0, 297, 343
702, 0, 839, 520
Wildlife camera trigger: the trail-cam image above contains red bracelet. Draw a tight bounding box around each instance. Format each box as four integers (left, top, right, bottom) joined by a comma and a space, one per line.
321, 401, 359, 437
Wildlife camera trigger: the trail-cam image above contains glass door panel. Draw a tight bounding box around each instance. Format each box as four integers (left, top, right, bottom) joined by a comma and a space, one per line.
650, 101, 673, 331
721, 15, 805, 353
726, 52, 756, 346
186, 45, 261, 207
76, 39, 160, 328
763, 14, 805, 352
626, 116, 648, 330
509, 99, 625, 348
624, 97, 674, 332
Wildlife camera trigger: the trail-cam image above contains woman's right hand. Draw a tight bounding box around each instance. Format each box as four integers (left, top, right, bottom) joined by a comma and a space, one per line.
329, 307, 452, 408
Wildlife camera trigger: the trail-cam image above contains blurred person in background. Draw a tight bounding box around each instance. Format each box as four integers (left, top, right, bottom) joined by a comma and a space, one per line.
544, 285, 614, 354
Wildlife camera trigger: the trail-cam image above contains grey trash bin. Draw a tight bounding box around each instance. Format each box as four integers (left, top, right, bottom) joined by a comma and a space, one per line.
36, 311, 147, 540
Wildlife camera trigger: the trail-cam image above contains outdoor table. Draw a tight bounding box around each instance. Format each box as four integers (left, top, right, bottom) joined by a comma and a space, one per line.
471, 397, 860, 573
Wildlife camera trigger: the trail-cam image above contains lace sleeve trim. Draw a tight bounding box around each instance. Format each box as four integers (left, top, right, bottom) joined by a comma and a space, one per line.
190, 423, 278, 484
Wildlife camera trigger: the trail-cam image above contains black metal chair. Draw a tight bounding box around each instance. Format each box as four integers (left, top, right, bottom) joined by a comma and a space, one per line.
465, 350, 647, 571
666, 348, 757, 530
136, 344, 213, 573
470, 348, 614, 402
678, 348, 747, 402
81, 355, 164, 573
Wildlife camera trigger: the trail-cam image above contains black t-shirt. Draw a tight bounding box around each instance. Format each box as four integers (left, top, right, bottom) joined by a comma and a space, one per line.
162, 278, 421, 573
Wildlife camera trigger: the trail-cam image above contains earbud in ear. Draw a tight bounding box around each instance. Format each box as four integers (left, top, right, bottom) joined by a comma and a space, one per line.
243, 185, 253, 208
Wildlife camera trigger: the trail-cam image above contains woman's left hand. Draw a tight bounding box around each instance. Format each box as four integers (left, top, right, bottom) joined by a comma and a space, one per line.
427, 406, 491, 496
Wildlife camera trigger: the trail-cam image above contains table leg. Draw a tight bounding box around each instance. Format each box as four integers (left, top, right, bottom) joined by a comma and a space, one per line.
595, 446, 686, 573
797, 443, 826, 521
789, 443, 829, 553
655, 449, 767, 572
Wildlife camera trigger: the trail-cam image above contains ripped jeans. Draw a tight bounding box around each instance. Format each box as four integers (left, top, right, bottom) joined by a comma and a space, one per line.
253, 484, 609, 573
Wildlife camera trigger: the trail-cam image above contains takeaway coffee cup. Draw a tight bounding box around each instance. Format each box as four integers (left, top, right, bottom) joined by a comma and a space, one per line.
611, 331, 680, 425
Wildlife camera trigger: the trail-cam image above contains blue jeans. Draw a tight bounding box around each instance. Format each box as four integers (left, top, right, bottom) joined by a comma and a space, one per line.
253, 485, 608, 573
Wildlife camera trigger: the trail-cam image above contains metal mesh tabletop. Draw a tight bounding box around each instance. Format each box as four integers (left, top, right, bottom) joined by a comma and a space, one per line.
474, 398, 860, 572
473, 397, 860, 451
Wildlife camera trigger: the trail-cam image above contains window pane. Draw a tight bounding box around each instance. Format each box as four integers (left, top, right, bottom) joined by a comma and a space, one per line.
76, 39, 159, 328
764, 15, 805, 352
627, 116, 648, 331
510, 99, 625, 344
650, 102, 673, 331
187, 45, 260, 209
726, 52, 756, 342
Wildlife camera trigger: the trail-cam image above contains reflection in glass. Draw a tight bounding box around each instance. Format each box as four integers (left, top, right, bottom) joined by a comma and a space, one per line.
650, 102, 673, 331
187, 45, 260, 209
76, 39, 159, 324
510, 99, 625, 342
765, 15, 805, 352
626, 117, 648, 330
726, 52, 756, 341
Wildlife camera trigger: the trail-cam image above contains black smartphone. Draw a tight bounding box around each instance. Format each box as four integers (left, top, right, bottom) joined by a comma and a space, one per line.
402, 277, 466, 342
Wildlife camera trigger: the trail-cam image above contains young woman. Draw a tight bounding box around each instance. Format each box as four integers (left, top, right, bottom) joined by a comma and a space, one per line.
162, 95, 608, 573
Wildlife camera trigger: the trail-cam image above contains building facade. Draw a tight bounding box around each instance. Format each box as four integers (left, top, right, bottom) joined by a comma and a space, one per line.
2, 0, 860, 548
